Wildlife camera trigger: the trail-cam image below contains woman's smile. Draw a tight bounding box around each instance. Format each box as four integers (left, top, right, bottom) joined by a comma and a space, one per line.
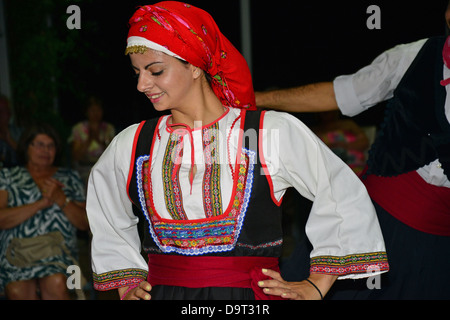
146, 91, 166, 103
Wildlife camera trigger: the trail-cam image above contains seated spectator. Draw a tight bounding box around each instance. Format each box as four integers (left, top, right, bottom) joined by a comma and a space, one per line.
0, 123, 88, 300
68, 96, 115, 186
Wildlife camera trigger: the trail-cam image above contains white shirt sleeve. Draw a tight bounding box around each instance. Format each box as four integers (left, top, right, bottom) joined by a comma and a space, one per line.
262, 111, 387, 279
334, 38, 427, 116
86, 124, 148, 289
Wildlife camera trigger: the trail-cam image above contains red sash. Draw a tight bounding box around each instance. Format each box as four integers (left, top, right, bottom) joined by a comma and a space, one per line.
364, 171, 450, 236
147, 254, 285, 300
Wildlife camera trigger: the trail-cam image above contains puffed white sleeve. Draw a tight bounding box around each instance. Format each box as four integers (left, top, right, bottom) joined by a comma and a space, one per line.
334, 38, 427, 116
261, 111, 389, 279
86, 124, 148, 291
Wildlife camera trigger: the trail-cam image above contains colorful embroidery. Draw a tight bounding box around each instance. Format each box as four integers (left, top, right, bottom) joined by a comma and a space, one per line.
202, 123, 222, 217
310, 252, 389, 276
161, 133, 187, 220
93, 268, 147, 291
136, 147, 255, 256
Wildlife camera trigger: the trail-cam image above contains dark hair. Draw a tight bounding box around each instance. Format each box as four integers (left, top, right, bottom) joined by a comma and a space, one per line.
84, 95, 104, 113
175, 58, 213, 86
16, 123, 62, 166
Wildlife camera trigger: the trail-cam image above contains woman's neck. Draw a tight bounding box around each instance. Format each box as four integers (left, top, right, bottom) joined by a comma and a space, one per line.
170, 106, 225, 129
170, 81, 225, 129
26, 163, 56, 178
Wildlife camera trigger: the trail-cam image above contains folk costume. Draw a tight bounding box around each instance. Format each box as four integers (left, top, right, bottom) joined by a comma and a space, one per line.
86, 2, 388, 300
333, 36, 450, 299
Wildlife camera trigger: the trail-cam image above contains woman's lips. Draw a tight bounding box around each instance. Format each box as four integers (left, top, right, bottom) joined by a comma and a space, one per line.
146, 92, 165, 103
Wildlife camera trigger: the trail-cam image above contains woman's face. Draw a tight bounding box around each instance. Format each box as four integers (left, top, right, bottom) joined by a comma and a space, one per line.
87, 103, 103, 123
130, 50, 197, 112
27, 134, 56, 167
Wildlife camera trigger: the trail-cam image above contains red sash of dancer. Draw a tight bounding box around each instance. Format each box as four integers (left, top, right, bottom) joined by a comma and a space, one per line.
364, 171, 450, 236
147, 254, 285, 300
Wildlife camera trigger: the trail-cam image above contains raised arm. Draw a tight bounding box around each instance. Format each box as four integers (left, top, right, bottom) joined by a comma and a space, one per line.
255, 82, 338, 113
256, 39, 427, 116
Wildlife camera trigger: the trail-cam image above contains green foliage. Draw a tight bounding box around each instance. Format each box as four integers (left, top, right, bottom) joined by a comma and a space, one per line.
6, 0, 94, 164
6, 0, 91, 126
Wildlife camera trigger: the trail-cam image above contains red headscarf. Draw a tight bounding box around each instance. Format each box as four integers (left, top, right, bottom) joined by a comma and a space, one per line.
126, 1, 256, 110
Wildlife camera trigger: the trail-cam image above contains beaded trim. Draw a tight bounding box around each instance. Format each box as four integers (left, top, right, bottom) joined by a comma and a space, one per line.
125, 45, 149, 55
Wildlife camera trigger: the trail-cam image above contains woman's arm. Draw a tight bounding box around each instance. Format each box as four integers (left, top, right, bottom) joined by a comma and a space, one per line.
71, 139, 90, 162
0, 190, 51, 229
41, 177, 89, 231
260, 111, 388, 298
86, 124, 149, 292
59, 198, 89, 231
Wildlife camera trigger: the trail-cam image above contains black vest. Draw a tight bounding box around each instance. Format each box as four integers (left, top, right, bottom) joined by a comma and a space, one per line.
367, 36, 450, 178
127, 110, 284, 257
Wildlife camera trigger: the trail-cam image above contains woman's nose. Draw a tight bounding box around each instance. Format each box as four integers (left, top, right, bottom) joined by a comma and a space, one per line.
136, 73, 153, 93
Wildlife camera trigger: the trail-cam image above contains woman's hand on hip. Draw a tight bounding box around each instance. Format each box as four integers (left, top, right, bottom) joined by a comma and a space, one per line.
257, 269, 337, 300
118, 281, 152, 300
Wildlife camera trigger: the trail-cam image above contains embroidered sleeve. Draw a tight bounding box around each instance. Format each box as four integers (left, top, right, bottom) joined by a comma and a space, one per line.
87, 124, 148, 291
310, 252, 389, 280
93, 268, 148, 291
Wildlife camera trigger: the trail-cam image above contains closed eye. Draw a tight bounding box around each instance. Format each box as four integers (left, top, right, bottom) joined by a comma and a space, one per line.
130, 66, 164, 78
151, 70, 164, 76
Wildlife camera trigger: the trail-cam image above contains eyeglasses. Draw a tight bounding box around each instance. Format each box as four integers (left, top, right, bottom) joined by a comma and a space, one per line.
30, 141, 56, 151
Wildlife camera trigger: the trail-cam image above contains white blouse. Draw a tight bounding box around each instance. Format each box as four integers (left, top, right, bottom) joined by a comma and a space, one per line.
334, 38, 450, 188
86, 108, 387, 282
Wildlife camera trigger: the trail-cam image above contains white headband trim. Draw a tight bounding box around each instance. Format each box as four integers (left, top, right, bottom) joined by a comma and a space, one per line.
126, 36, 186, 61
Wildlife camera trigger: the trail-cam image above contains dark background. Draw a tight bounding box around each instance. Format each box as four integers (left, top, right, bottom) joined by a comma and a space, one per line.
4, 0, 449, 133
